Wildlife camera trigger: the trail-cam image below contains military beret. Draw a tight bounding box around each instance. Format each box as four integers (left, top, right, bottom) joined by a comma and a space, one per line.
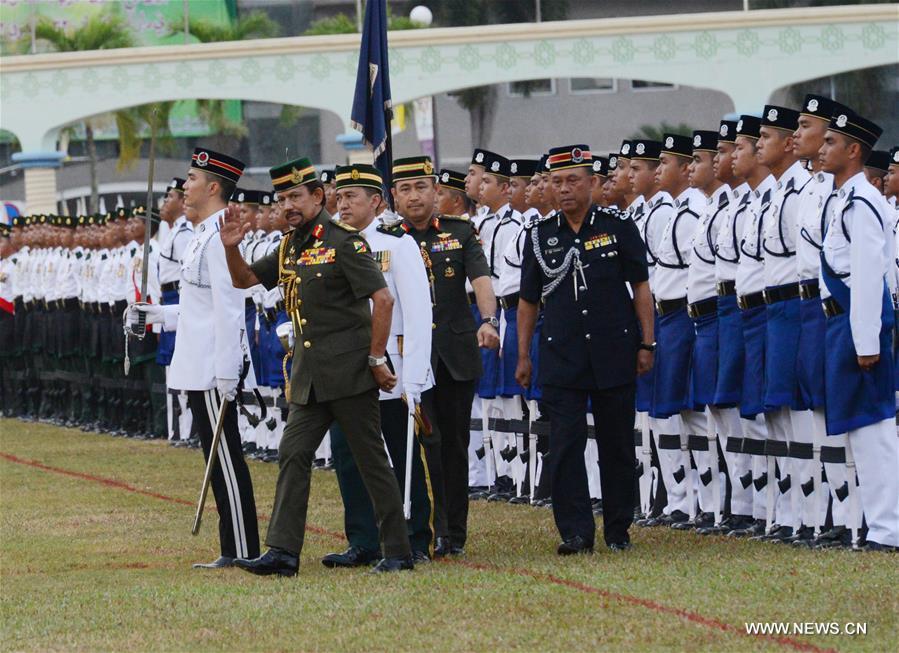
270, 157, 317, 193
167, 177, 186, 193
800, 95, 851, 122
865, 150, 890, 173
607, 153, 619, 171
471, 149, 489, 168
735, 115, 762, 140
479, 151, 511, 178
235, 189, 265, 205
718, 120, 738, 144
320, 168, 336, 184
692, 130, 719, 153
592, 157, 610, 177
510, 159, 539, 178
335, 163, 383, 192
618, 140, 633, 159
661, 134, 693, 159
889, 146, 899, 169
393, 156, 437, 183
631, 140, 662, 161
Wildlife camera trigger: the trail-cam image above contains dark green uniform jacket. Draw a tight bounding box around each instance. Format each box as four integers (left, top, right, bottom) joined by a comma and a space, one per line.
251, 209, 386, 404
404, 214, 490, 382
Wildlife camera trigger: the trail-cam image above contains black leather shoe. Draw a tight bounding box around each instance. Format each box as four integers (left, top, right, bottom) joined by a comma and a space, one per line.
728, 518, 766, 538
557, 536, 594, 555
860, 540, 896, 552
811, 526, 851, 549
433, 537, 451, 558
765, 525, 794, 542
234, 548, 299, 577
371, 556, 414, 572
783, 525, 814, 545
321, 546, 380, 568
192, 556, 235, 569
412, 550, 431, 563
607, 541, 632, 552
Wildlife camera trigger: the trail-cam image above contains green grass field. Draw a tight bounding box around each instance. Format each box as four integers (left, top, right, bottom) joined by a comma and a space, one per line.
1, 419, 896, 652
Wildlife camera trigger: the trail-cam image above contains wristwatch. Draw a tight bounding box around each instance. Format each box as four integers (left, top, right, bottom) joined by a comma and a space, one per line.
638, 341, 657, 352
367, 354, 387, 367
481, 315, 499, 328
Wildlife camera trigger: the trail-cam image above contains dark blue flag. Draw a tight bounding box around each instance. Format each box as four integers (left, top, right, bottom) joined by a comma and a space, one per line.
351, 0, 393, 198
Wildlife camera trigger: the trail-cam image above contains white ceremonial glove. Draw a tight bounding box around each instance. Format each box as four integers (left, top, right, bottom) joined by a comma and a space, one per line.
276, 321, 295, 351
403, 382, 426, 407
124, 302, 164, 327
216, 377, 239, 402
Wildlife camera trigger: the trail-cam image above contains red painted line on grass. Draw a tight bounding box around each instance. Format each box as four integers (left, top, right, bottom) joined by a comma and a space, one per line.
444, 558, 837, 653
1, 451, 837, 653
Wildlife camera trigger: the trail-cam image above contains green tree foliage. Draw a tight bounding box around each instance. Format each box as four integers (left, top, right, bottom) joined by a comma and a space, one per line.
25, 12, 145, 211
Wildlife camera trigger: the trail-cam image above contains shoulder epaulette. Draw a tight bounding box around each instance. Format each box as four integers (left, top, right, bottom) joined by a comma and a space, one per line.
331, 218, 357, 232
377, 223, 407, 238
440, 214, 469, 222
525, 212, 555, 230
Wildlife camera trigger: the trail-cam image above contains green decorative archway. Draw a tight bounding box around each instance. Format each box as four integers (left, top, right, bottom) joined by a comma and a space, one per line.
1, 4, 896, 153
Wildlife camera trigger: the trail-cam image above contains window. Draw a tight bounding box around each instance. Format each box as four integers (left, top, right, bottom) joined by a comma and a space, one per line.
507, 79, 556, 97
569, 77, 616, 94
632, 79, 677, 91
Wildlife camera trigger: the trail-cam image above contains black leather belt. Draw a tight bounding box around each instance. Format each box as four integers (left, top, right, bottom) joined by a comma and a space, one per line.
160, 281, 179, 293
716, 280, 736, 297
737, 291, 765, 310
799, 279, 820, 300
763, 283, 800, 305
499, 292, 519, 310
687, 297, 717, 319
467, 291, 477, 305
822, 297, 844, 318
655, 296, 688, 316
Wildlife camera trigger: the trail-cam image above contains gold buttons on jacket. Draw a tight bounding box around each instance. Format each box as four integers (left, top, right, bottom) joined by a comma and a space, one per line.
303, 340, 311, 349
300, 318, 307, 326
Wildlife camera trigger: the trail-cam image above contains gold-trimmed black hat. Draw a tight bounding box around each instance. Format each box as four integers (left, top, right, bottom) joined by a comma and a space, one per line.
547, 144, 593, 171
235, 189, 265, 205
269, 157, 317, 193
510, 159, 539, 178
735, 115, 762, 140
607, 153, 619, 171
618, 140, 633, 159
320, 168, 336, 184
471, 149, 489, 168
761, 105, 800, 133
592, 157, 609, 177
190, 148, 245, 184
662, 134, 693, 159
630, 140, 662, 161
800, 95, 850, 122
482, 151, 511, 178
167, 177, 186, 193
392, 156, 436, 183
889, 146, 899, 169
692, 131, 719, 153
335, 164, 383, 191
828, 109, 882, 149
865, 150, 890, 173
718, 120, 738, 144
438, 169, 466, 192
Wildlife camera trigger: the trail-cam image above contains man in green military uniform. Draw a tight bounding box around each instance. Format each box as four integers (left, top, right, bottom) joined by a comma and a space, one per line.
392, 156, 499, 556
220, 156, 414, 576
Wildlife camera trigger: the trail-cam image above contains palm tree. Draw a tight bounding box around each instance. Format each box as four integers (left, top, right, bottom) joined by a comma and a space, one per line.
28, 12, 138, 211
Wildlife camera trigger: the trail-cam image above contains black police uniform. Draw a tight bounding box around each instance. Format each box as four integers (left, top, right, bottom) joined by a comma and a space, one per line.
520, 206, 649, 547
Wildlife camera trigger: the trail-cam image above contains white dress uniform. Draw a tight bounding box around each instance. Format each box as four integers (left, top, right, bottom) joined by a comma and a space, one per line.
157, 208, 259, 560
819, 172, 899, 548
157, 215, 194, 442
761, 159, 814, 534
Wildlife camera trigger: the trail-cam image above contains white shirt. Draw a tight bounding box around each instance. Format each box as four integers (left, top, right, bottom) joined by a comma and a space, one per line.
641, 190, 674, 288
820, 172, 894, 356
163, 210, 254, 391
687, 184, 730, 303
796, 171, 835, 281
763, 160, 812, 287
158, 215, 193, 285
714, 183, 751, 283
261, 231, 285, 310
364, 217, 434, 400
653, 187, 704, 301
477, 202, 522, 294
736, 175, 776, 297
